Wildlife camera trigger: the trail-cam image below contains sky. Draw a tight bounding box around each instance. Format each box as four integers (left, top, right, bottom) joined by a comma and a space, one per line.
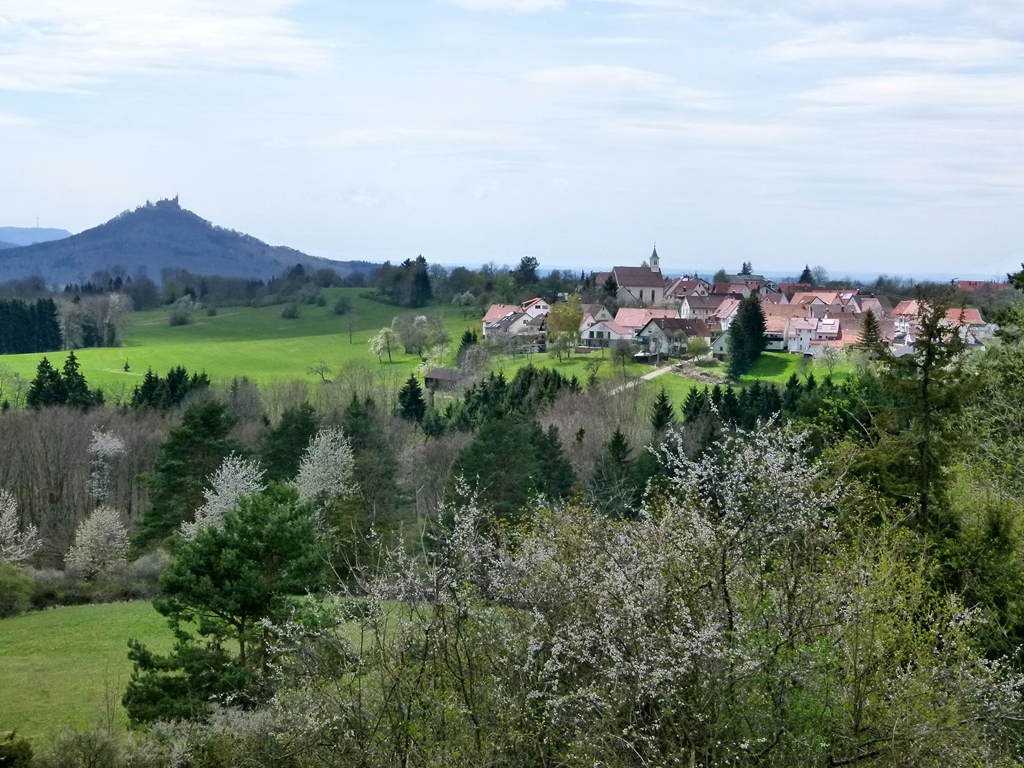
0, 0, 1022, 279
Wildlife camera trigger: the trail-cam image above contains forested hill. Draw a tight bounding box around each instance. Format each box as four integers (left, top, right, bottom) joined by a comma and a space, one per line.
0, 241, 17, 250
0, 198, 376, 285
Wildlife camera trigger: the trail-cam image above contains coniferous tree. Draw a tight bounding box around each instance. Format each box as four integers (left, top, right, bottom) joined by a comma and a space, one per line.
858, 310, 886, 358
25, 357, 65, 409
798, 265, 814, 284
398, 375, 427, 423
62, 351, 92, 408
589, 428, 637, 518
135, 400, 241, 548
260, 403, 320, 482
651, 387, 675, 431
727, 295, 767, 379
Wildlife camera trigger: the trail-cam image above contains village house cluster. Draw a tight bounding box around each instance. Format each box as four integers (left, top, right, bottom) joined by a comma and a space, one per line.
481, 249, 1000, 361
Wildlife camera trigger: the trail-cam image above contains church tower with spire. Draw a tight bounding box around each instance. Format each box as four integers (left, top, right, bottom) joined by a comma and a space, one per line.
649, 244, 660, 272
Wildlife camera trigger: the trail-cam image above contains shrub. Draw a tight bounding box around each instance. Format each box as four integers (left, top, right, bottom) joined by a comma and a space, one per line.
333, 296, 351, 315
168, 307, 192, 326
0, 562, 32, 618
0, 732, 33, 767
206, 305, 218, 317
27, 568, 96, 609
280, 303, 300, 319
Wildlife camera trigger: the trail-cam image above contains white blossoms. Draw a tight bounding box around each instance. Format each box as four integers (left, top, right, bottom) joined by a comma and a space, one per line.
66, 506, 129, 579
294, 428, 356, 506
0, 489, 42, 566
181, 454, 266, 539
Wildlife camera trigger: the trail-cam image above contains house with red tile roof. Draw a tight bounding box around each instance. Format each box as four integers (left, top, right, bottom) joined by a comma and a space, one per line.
614, 307, 678, 334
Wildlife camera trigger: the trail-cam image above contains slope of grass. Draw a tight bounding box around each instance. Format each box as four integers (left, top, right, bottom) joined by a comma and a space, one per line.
0, 602, 170, 740
0, 290, 482, 392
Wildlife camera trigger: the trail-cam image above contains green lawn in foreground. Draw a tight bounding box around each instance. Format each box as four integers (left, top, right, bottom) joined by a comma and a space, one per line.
0, 290, 482, 391
0, 602, 170, 740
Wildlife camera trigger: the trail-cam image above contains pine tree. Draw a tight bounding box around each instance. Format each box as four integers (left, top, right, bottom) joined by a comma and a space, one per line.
398, 375, 427, 423
798, 265, 814, 284
25, 357, 65, 408
727, 295, 767, 379
62, 351, 92, 408
135, 400, 241, 548
260, 403, 320, 482
858, 310, 885, 357
651, 387, 675, 431
589, 428, 636, 518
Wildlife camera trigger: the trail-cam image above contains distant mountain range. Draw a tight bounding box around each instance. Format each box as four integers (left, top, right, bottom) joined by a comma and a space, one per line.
0, 198, 377, 285
0, 226, 72, 247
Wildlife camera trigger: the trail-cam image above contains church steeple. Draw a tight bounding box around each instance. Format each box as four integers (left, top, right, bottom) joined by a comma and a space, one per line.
650, 244, 660, 271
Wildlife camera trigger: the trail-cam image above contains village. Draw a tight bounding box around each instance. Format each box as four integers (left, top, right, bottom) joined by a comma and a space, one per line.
480, 248, 999, 367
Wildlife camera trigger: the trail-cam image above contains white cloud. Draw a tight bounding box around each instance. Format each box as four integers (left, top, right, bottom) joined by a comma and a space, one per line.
0, 0, 330, 92
523, 64, 673, 89
450, 0, 565, 11
322, 127, 527, 149
522, 64, 718, 108
0, 112, 35, 126
604, 119, 813, 144
800, 74, 1024, 111
768, 30, 1023, 64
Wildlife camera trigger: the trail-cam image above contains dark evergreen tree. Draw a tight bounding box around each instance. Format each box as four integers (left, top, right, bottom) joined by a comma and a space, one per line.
740, 261, 753, 275
651, 387, 675, 431
858, 310, 886, 358
135, 400, 241, 548
727, 295, 767, 379
61, 351, 92, 408
589, 429, 639, 518
798, 265, 814, 284
512, 256, 540, 286
25, 357, 65, 409
260, 403, 319, 482
398, 375, 427, 423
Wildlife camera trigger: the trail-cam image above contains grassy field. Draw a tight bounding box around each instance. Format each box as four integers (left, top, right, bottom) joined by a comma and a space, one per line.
0, 289, 482, 392
0, 602, 171, 740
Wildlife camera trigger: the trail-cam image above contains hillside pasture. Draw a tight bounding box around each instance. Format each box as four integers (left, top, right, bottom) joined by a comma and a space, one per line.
0, 290, 482, 393
0, 602, 170, 740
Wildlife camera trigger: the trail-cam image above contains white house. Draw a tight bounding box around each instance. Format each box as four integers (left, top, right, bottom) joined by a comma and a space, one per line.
786, 317, 818, 354
637, 318, 713, 357
582, 320, 633, 348
580, 303, 613, 333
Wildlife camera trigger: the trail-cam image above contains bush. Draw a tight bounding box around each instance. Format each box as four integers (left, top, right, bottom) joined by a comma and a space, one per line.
27, 568, 96, 609
280, 303, 300, 319
34, 729, 121, 768
315, 294, 326, 307
0, 732, 33, 767
206, 305, 218, 317
333, 296, 351, 315
168, 307, 192, 326
0, 561, 32, 618
26, 552, 169, 609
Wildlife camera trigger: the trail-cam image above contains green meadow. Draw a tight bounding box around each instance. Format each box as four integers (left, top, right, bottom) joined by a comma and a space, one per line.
0, 289, 482, 392
0, 602, 171, 740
